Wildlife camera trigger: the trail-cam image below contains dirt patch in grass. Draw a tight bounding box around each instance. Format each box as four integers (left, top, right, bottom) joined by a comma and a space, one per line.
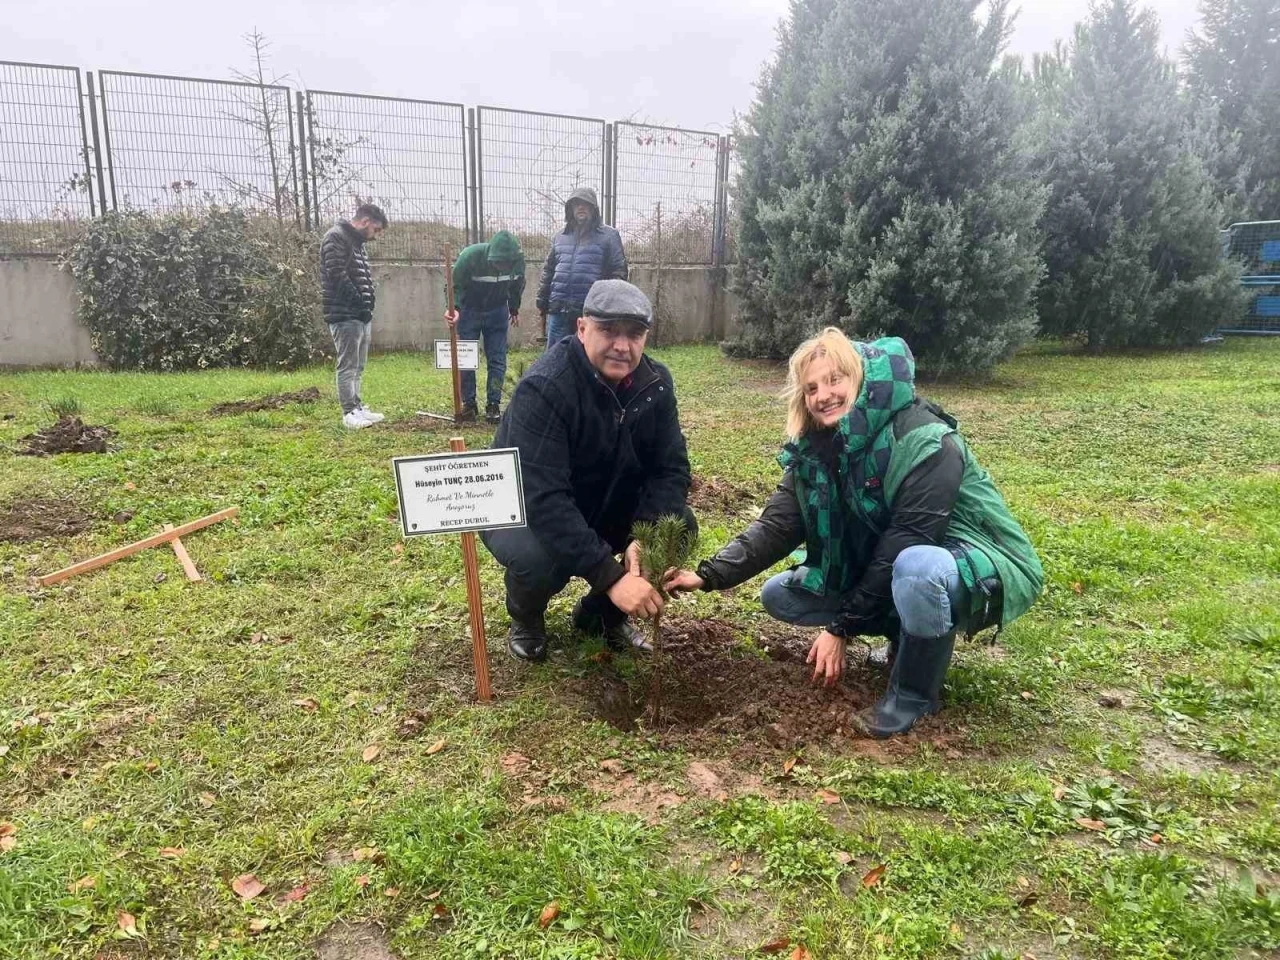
314, 921, 399, 960
0, 497, 91, 542
17, 417, 113, 456
583, 617, 883, 750
209, 386, 320, 416
1138, 736, 1222, 776
687, 474, 763, 515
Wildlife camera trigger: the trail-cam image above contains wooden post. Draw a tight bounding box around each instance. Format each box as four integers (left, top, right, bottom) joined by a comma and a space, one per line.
450, 436, 492, 701
444, 245, 463, 419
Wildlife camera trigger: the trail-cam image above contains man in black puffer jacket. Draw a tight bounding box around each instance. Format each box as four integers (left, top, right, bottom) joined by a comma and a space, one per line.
482, 279, 694, 662
320, 203, 386, 428
536, 187, 628, 347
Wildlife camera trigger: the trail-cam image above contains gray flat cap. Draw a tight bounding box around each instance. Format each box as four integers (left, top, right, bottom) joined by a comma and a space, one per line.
583, 279, 653, 328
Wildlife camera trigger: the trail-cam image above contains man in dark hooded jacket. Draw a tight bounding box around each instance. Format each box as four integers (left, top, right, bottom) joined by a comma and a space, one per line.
536, 187, 628, 346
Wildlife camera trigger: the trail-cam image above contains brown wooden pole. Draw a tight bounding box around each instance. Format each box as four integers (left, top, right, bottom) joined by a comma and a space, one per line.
444, 245, 462, 418
163, 524, 203, 582
38, 508, 237, 587
449, 437, 492, 701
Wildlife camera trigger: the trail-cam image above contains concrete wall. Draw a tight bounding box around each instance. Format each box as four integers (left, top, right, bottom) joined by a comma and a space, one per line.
0, 259, 97, 368
0, 258, 737, 368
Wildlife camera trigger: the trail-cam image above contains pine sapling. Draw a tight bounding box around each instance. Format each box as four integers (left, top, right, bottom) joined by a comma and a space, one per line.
631, 514, 696, 723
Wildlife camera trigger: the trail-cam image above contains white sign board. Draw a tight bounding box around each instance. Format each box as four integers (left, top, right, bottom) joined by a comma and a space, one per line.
393, 448, 526, 536
435, 339, 480, 371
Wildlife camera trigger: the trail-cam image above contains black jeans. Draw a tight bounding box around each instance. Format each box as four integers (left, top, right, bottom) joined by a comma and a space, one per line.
482, 506, 698, 628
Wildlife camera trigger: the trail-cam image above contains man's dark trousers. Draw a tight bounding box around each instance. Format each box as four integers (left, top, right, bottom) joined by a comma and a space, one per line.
482, 506, 698, 628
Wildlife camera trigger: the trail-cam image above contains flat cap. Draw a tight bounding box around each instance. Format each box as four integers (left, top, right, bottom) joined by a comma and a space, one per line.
582, 279, 652, 328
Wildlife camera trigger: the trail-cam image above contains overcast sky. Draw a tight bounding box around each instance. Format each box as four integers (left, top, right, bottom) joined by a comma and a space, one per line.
9, 0, 1202, 132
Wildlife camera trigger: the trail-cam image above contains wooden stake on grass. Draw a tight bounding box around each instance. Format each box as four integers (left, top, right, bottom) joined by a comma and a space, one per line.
37, 507, 237, 587
163, 523, 203, 582
450, 436, 492, 701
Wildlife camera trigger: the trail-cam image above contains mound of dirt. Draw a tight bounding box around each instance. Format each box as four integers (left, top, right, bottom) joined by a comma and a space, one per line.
18, 417, 114, 456
586, 616, 883, 749
687, 474, 762, 514
209, 386, 320, 416
0, 498, 92, 542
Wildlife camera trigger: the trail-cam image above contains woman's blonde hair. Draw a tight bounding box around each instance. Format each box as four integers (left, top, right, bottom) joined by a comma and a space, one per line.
782, 327, 865, 440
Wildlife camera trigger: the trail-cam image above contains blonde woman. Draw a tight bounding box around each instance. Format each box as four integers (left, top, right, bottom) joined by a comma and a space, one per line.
665, 328, 1043, 737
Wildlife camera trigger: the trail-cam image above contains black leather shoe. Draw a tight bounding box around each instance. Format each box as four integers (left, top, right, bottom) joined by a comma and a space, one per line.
485, 403, 501, 423
507, 617, 548, 663
854, 632, 954, 738
572, 599, 652, 653
456, 403, 478, 424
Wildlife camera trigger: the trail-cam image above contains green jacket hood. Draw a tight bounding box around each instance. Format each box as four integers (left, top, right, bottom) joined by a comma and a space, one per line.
487, 230, 522, 263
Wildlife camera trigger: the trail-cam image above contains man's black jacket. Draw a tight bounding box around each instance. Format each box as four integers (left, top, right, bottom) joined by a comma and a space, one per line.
492, 337, 691, 591
320, 220, 375, 323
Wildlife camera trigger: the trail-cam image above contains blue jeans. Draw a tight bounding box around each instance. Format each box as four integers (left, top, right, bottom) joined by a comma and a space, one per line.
760, 544, 971, 639
457, 304, 510, 408
329, 320, 371, 414
545, 312, 577, 347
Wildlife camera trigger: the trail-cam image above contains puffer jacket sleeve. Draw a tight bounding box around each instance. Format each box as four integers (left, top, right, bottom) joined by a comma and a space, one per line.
695, 472, 805, 590
536, 240, 558, 312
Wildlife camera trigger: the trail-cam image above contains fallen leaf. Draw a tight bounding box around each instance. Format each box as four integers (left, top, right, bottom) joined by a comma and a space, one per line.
815, 788, 841, 805
123, 482, 137, 491
351, 847, 383, 863
361, 744, 381, 763
834, 851, 854, 865
426, 889, 442, 900
0, 823, 14, 838
728, 857, 743, 875
501, 752, 531, 776
158, 846, 185, 859
1149, 833, 1163, 844
1075, 818, 1106, 832
354, 874, 371, 889
250, 631, 266, 644
293, 698, 319, 712
1020, 690, 1034, 701
539, 901, 560, 928
1052, 785, 1067, 801
384, 886, 400, 898
783, 756, 798, 776
425, 738, 446, 755
861, 863, 886, 888
432, 903, 449, 921
391, 543, 404, 555
68, 875, 96, 893
598, 758, 625, 775
790, 946, 812, 960
232, 874, 266, 901
1071, 581, 1083, 595
281, 883, 310, 903
248, 918, 271, 934
0, 837, 16, 853
117, 911, 140, 937
758, 937, 791, 955
197, 792, 216, 808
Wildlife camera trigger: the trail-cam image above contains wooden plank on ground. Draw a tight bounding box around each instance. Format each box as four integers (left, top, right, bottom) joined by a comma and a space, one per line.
37, 507, 237, 587
163, 523, 202, 582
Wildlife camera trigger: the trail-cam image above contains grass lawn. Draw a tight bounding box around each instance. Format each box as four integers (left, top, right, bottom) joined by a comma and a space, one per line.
2, 339, 1279, 960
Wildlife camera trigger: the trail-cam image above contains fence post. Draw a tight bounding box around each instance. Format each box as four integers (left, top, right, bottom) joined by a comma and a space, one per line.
603, 122, 613, 226
610, 123, 619, 225
92, 72, 118, 211
467, 107, 479, 245
712, 135, 730, 268
81, 71, 104, 218
295, 91, 311, 230
305, 92, 321, 229
475, 108, 485, 242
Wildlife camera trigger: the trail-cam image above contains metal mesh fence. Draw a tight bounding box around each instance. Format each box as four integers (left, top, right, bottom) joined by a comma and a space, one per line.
1222, 221, 1280, 334
98, 71, 297, 219
0, 61, 95, 256
614, 122, 721, 264
476, 107, 605, 262
306, 91, 466, 261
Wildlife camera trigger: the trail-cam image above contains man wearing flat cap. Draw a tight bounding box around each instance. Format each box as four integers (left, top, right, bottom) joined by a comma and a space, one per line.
482, 279, 696, 662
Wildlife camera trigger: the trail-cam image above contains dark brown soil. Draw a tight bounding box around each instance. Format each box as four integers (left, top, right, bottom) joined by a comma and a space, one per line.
586, 616, 884, 750
17, 417, 114, 456
209, 386, 320, 415
0, 498, 92, 542
687, 474, 763, 514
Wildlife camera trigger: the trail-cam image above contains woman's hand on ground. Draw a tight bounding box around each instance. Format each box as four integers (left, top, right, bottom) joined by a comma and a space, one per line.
806, 630, 847, 687
663, 568, 704, 595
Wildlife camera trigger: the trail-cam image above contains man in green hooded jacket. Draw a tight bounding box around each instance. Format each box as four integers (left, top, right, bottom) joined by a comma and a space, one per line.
445, 230, 525, 423
665, 328, 1043, 738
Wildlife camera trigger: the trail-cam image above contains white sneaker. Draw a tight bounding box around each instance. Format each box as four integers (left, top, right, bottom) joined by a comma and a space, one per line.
357, 405, 385, 423
343, 410, 372, 429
